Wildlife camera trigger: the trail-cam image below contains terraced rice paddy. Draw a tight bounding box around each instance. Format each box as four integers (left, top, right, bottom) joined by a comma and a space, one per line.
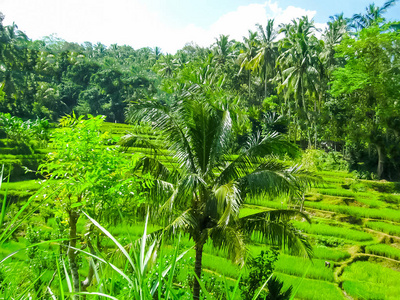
2, 122, 400, 299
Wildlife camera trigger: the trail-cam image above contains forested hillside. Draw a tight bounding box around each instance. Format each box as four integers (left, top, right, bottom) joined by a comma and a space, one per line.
1, 2, 399, 178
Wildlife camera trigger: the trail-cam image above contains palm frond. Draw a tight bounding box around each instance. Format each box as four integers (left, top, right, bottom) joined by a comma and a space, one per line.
217, 132, 299, 186
126, 100, 197, 173
209, 226, 248, 266
240, 209, 312, 258
213, 181, 242, 228
239, 161, 318, 198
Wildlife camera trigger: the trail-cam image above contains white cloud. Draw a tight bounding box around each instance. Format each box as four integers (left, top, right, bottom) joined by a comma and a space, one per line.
1, 0, 327, 54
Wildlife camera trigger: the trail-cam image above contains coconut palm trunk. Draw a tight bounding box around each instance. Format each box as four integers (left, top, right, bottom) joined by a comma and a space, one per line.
193, 240, 204, 300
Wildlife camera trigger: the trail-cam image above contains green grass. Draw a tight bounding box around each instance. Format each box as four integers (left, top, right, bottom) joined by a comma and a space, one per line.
275, 272, 344, 300
0, 239, 29, 261
293, 220, 373, 242
342, 261, 400, 300
317, 170, 354, 179
342, 280, 400, 300
317, 188, 356, 198
274, 255, 334, 281
305, 201, 400, 222
365, 221, 400, 237
365, 244, 400, 261
202, 252, 241, 279
312, 246, 350, 261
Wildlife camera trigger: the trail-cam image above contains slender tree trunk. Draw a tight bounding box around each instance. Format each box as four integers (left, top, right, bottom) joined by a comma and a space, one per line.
81, 239, 96, 291
314, 121, 318, 149
264, 67, 268, 99
193, 241, 204, 300
288, 104, 292, 143
68, 210, 80, 299
248, 70, 251, 99
376, 145, 385, 179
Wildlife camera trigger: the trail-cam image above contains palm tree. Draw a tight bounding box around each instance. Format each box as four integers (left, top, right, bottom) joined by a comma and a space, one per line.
250, 20, 278, 99
238, 30, 259, 98
321, 14, 348, 75
351, 0, 397, 30
124, 83, 315, 299
213, 34, 236, 66
276, 16, 320, 147
156, 54, 181, 78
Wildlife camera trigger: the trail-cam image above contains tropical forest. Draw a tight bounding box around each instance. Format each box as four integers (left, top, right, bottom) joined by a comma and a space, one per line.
0, 0, 400, 299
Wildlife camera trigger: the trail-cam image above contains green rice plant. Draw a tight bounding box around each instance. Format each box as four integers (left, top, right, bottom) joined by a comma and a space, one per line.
245, 198, 289, 210
275, 272, 344, 300
364, 181, 400, 194
312, 246, 350, 261
317, 170, 353, 179
274, 255, 334, 282
342, 280, 399, 300
202, 253, 241, 279
292, 220, 372, 241
365, 221, 400, 237
365, 244, 400, 261
317, 188, 355, 198
342, 261, 400, 300
378, 194, 400, 204
305, 201, 400, 222
353, 196, 384, 208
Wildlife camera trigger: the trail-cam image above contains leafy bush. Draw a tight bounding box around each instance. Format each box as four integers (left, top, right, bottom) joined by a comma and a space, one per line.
301, 149, 348, 172
240, 249, 279, 300
0, 113, 50, 145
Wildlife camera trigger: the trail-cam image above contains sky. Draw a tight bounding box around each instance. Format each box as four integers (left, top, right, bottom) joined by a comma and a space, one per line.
1, 0, 399, 53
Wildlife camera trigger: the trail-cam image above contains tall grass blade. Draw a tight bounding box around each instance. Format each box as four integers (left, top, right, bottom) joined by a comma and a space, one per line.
71, 292, 119, 299
252, 273, 273, 300
164, 234, 181, 300
0, 164, 10, 228
82, 211, 136, 272
56, 255, 65, 300
17, 272, 45, 299
47, 287, 57, 300
62, 257, 73, 293
289, 262, 312, 300
68, 245, 133, 285
193, 272, 213, 299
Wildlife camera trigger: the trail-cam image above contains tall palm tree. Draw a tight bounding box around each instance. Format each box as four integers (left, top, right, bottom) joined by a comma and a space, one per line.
124, 84, 315, 299
321, 14, 348, 75
276, 16, 320, 146
238, 30, 259, 98
250, 20, 278, 99
213, 34, 236, 66
351, 0, 397, 30
156, 54, 181, 78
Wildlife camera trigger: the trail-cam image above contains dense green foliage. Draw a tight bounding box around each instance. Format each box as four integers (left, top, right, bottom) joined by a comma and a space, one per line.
1, 1, 400, 299
1, 1, 400, 178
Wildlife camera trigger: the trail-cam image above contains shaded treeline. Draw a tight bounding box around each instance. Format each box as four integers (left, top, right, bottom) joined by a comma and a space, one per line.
1, 0, 400, 179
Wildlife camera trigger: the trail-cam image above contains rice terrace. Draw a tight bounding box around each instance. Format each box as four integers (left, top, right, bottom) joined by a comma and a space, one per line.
0, 0, 400, 299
